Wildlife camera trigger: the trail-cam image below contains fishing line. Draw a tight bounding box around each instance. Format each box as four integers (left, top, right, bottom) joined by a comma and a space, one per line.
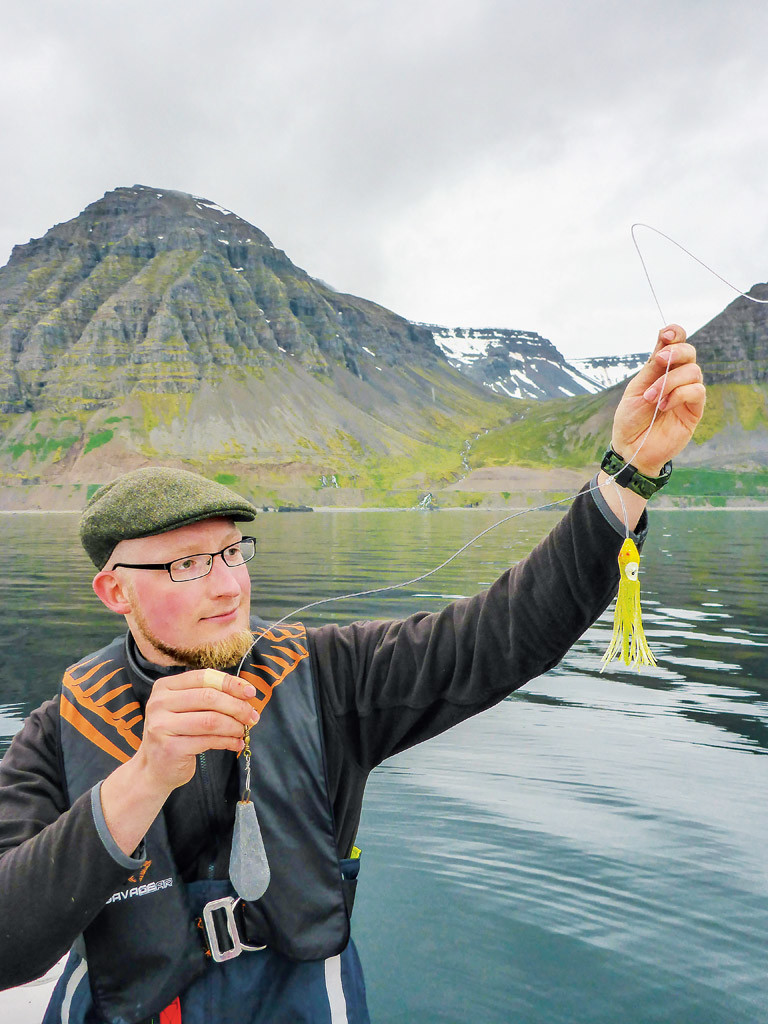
620, 224, 768, 494
237, 225, 765, 670
631, 223, 768, 325
236, 478, 616, 675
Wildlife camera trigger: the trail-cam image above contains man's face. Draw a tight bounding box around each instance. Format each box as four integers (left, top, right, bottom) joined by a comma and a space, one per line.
107, 517, 253, 667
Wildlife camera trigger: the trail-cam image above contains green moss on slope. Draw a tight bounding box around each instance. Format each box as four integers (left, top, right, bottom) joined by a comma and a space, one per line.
469, 395, 610, 470
692, 383, 768, 443
83, 429, 114, 454
470, 381, 768, 473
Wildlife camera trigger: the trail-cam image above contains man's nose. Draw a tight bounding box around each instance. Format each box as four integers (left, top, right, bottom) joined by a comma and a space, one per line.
207, 552, 245, 594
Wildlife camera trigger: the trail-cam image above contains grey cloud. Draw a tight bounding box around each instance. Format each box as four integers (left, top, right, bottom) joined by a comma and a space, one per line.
2, 0, 768, 354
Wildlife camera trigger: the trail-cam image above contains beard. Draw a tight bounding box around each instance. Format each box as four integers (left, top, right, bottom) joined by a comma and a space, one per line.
129, 596, 255, 670
147, 628, 256, 670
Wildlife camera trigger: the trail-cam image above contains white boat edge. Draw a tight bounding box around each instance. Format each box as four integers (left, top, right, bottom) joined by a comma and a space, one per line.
0, 957, 66, 1022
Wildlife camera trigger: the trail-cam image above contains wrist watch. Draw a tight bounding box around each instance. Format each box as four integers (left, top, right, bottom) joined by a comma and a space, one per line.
600, 447, 673, 499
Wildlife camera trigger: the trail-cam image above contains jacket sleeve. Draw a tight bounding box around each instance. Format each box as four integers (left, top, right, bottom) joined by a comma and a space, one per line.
0, 701, 138, 988
310, 483, 647, 772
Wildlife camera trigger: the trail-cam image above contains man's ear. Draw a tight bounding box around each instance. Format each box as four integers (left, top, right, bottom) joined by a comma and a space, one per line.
93, 571, 131, 615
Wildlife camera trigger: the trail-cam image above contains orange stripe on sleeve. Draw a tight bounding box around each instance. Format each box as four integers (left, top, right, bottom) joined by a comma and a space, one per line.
60, 695, 131, 764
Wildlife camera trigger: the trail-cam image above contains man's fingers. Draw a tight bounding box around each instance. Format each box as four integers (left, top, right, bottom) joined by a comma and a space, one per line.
149, 671, 260, 729
158, 687, 259, 725
164, 710, 253, 739
612, 322, 706, 471
657, 382, 707, 416
654, 341, 697, 369
164, 669, 257, 701
629, 325, 689, 393
202, 668, 226, 690
643, 361, 703, 404
150, 733, 246, 759
653, 323, 687, 354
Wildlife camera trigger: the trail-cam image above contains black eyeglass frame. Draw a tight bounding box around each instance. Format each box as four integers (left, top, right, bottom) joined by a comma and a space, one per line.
110, 536, 257, 582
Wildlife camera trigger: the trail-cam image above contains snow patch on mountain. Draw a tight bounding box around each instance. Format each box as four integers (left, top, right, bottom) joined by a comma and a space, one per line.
570, 353, 648, 388
420, 324, 604, 401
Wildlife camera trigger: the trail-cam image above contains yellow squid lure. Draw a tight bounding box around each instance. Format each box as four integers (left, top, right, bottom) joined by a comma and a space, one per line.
601, 537, 656, 670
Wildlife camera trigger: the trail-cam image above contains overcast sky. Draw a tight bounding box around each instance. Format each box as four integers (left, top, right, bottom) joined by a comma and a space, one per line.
3, 0, 768, 358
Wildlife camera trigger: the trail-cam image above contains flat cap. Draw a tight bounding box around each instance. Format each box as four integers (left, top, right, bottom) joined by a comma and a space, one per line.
80, 467, 258, 569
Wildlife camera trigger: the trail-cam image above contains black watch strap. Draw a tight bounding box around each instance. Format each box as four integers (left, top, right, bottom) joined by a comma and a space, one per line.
601, 447, 672, 500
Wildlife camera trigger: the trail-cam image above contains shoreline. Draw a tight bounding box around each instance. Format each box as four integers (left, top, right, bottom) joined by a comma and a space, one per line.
2, 503, 768, 515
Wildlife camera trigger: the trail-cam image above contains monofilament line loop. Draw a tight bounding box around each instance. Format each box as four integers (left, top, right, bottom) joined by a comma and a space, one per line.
624, 222, 768, 500
236, 223, 768, 675
631, 223, 768, 327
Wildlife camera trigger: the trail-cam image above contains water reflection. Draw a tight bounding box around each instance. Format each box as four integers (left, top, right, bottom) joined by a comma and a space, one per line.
1, 507, 767, 1023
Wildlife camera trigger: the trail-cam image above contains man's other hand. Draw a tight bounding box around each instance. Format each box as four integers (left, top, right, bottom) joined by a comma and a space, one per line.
137, 670, 260, 793
99, 671, 259, 856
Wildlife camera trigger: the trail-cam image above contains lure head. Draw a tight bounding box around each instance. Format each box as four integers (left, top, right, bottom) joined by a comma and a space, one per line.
618, 537, 640, 583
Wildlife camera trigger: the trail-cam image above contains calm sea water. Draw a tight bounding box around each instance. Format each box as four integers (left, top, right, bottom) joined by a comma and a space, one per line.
1, 507, 767, 1023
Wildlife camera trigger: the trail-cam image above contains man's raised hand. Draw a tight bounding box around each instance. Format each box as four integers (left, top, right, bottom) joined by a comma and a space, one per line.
611, 324, 706, 476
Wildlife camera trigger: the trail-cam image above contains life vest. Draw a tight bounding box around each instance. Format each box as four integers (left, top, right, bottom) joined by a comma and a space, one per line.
58, 622, 352, 1024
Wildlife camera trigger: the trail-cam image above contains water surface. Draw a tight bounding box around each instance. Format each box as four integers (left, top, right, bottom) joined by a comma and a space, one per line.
1, 507, 766, 1022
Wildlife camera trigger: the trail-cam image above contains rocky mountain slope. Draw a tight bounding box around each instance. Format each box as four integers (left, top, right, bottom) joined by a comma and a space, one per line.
687, 283, 768, 385
0, 185, 453, 412
460, 293, 768, 497
0, 186, 512, 507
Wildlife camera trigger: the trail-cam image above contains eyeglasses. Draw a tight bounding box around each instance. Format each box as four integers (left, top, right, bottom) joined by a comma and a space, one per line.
111, 537, 257, 583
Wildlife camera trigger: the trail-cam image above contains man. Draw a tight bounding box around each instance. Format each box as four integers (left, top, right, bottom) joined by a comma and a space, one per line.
0, 327, 705, 1024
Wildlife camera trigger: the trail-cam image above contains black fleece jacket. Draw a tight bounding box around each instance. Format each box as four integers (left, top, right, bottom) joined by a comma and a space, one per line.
0, 484, 646, 988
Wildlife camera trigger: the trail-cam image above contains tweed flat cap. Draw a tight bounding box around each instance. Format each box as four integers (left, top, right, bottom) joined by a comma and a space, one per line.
80, 467, 258, 569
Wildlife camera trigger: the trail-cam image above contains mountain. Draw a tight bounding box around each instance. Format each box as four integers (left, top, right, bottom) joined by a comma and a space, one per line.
459, 290, 768, 499
687, 283, 768, 384
665, 282, 768, 473
433, 279, 768, 399
0, 185, 451, 411
569, 353, 648, 389
423, 324, 604, 400
1, 185, 765, 510
0, 185, 510, 507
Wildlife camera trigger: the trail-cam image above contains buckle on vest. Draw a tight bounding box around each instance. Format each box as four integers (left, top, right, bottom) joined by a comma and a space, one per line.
201, 896, 266, 963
